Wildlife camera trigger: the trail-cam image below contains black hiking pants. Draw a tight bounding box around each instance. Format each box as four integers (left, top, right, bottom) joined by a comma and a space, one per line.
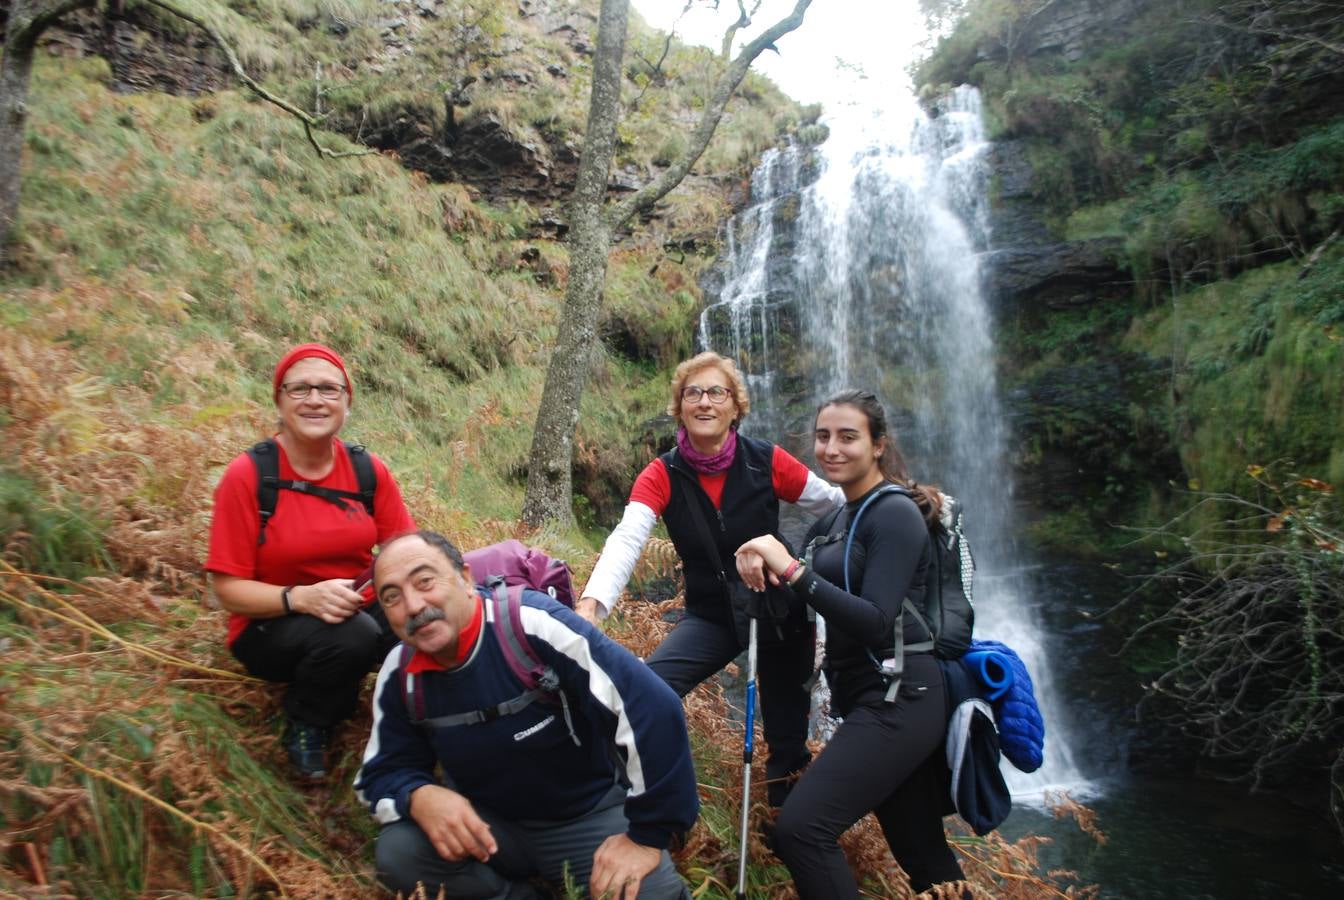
772, 653, 964, 898
231, 605, 395, 729
645, 607, 813, 807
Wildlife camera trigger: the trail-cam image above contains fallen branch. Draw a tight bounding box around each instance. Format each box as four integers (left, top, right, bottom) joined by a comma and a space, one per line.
0, 561, 259, 682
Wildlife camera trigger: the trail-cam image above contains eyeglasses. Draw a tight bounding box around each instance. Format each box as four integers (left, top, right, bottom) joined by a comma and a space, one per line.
281, 381, 347, 401
681, 385, 733, 404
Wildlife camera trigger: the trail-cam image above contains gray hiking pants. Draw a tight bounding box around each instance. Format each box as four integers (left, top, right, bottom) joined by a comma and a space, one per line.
374, 785, 689, 900
646, 608, 814, 806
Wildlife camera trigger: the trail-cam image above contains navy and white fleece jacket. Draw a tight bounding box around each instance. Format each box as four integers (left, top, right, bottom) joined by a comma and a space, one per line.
354, 589, 699, 850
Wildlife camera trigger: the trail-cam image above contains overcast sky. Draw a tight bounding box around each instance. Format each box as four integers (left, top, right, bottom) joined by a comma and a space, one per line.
629, 0, 933, 106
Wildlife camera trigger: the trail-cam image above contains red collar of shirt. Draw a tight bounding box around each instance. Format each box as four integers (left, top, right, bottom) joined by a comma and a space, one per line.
403, 597, 484, 673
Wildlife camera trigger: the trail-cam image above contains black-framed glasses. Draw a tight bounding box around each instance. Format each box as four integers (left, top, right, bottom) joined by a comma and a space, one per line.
281, 381, 347, 400
681, 385, 733, 404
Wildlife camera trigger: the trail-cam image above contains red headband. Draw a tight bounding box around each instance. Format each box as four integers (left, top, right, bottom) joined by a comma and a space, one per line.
272, 343, 353, 403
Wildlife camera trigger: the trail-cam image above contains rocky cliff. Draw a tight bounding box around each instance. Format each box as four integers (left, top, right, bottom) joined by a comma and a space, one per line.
921, 0, 1344, 550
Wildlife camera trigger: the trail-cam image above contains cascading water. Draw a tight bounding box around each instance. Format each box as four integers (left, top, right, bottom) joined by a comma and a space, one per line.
700, 87, 1088, 798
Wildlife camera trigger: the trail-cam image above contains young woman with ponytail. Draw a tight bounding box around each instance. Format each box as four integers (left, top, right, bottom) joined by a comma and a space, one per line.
735, 389, 966, 898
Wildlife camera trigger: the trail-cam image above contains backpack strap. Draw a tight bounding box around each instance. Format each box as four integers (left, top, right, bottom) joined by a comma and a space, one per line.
248, 440, 282, 546
344, 442, 378, 517
486, 578, 550, 687
841, 484, 935, 702
246, 439, 378, 546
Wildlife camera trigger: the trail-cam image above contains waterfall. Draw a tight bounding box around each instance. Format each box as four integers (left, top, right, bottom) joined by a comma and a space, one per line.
701, 87, 1089, 798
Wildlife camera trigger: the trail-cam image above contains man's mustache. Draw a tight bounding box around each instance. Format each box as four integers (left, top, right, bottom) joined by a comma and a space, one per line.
407, 607, 446, 636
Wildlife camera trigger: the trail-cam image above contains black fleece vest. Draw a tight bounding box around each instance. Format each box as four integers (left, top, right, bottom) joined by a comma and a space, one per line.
660, 435, 790, 623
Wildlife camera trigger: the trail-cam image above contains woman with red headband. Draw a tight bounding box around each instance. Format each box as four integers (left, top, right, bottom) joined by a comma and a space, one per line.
205, 343, 415, 780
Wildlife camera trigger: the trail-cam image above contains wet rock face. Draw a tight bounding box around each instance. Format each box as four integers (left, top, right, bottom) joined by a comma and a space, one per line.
1027, 0, 1144, 63
356, 105, 580, 203
981, 139, 1127, 313
984, 238, 1127, 310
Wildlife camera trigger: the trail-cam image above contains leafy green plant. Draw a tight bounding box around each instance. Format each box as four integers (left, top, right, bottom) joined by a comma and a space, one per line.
0, 468, 111, 579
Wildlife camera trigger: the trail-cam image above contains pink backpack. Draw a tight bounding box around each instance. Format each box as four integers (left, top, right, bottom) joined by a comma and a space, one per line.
462, 539, 576, 610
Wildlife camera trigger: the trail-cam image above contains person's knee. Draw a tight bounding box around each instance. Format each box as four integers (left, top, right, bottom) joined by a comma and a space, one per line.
375, 821, 447, 894
310, 613, 382, 672
771, 802, 823, 864
634, 853, 690, 900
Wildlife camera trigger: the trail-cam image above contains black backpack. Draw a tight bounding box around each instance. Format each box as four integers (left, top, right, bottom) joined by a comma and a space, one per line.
812, 483, 975, 700
246, 438, 377, 545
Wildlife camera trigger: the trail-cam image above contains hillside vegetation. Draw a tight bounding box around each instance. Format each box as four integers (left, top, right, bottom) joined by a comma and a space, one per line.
0, 2, 1098, 896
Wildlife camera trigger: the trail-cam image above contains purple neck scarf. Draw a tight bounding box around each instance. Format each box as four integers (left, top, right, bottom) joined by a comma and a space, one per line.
676, 425, 738, 475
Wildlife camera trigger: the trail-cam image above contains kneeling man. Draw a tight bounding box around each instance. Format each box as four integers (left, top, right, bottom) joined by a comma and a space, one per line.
355, 530, 698, 900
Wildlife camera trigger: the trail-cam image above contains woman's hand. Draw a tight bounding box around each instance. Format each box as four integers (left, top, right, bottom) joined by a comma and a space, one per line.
291, 579, 364, 623
575, 596, 603, 626
735, 535, 794, 589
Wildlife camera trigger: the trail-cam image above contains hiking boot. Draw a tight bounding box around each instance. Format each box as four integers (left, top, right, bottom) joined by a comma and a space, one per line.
283, 720, 330, 780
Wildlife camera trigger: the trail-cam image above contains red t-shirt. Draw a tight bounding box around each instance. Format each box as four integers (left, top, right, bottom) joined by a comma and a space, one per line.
205, 439, 416, 645
629, 444, 812, 513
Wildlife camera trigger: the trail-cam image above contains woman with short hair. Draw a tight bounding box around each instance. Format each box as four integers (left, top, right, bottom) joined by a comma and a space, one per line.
579, 351, 843, 807
205, 343, 415, 779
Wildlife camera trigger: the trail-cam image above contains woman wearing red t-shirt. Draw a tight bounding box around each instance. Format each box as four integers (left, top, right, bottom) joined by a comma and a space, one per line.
206, 343, 414, 779
578, 351, 844, 807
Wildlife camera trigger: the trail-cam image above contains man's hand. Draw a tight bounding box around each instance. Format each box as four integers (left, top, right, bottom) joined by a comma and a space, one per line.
292, 579, 364, 623
408, 784, 497, 862
575, 596, 603, 626
589, 833, 661, 900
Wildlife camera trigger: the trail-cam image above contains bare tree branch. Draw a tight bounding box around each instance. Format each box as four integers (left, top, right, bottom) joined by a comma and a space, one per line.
7, 0, 96, 51
139, 0, 374, 160
1114, 466, 1343, 829
608, 0, 811, 231
719, 0, 761, 60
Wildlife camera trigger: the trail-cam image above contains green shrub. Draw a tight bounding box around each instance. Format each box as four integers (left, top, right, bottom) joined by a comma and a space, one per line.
0, 468, 110, 579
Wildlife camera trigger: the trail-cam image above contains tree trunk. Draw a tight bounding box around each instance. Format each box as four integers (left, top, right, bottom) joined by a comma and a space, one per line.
520, 0, 629, 526
520, 0, 813, 526
0, 38, 36, 268
1, 0, 97, 266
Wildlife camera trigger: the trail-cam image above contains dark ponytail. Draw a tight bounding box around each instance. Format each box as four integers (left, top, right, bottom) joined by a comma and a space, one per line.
818, 389, 943, 525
